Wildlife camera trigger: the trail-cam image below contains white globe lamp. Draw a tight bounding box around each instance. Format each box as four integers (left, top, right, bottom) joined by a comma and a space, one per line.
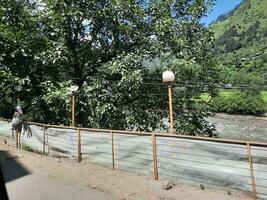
162, 71, 175, 83
70, 84, 79, 93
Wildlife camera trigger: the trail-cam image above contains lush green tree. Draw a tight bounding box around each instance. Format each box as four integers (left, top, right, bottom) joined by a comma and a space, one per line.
1, 0, 219, 136
0, 0, 55, 121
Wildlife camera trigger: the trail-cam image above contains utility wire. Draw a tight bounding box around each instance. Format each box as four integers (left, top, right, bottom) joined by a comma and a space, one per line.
71, 74, 266, 86
66, 76, 267, 90
88, 79, 267, 89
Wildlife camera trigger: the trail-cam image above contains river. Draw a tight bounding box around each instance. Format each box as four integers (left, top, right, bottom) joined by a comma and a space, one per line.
209, 113, 267, 142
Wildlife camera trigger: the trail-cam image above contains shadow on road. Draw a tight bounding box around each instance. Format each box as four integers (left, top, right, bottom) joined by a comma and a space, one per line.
0, 166, 9, 200
0, 150, 30, 183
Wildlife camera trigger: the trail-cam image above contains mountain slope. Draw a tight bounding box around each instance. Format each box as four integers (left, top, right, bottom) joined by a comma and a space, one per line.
211, 0, 267, 86
212, 0, 267, 39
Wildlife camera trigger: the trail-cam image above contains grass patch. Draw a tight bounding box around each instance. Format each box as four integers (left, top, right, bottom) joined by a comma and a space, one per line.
201, 90, 267, 114
262, 91, 267, 103
201, 90, 267, 103
200, 93, 210, 101
200, 90, 267, 115
22, 144, 34, 152
22, 144, 43, 154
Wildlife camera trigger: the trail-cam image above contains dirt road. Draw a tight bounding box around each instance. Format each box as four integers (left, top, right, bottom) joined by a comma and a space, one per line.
0, 141, 252, 200
0, 145, 115, 200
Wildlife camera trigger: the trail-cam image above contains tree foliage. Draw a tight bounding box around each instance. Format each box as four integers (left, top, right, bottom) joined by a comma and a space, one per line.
0, 0, 218, 136
212, 91, 266, 115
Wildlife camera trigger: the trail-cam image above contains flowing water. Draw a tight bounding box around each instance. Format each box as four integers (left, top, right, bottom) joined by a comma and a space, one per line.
209, 113, 267, 142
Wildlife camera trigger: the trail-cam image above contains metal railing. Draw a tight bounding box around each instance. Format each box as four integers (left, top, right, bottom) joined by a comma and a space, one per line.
1, 118, 266, 199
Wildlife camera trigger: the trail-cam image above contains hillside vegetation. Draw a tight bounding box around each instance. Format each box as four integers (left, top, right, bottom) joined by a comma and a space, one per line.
212, 0, 267, 86
202, 91, 267, 114
209, 0, 267, 115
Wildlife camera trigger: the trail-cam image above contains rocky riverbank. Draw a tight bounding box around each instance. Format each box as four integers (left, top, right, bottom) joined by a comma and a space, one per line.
209, 113, 267, 142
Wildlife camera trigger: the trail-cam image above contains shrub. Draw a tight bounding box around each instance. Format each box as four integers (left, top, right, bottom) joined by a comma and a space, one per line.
225, 38, 242, 52
212, 91, 266, 115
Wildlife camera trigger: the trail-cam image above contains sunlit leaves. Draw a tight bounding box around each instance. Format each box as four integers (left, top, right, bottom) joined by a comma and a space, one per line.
0, 0, 218, 135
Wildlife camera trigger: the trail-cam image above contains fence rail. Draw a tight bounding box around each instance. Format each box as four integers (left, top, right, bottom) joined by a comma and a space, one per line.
1, 118, 267, 199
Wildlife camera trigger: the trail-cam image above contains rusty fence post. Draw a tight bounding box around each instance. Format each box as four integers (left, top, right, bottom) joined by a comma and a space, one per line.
15, 129, 19, 149
46, 127, 49, 155
77, 128, 81, 162
18, 130, 21, 149
111, 131, 115, 170
43, 126, 46, 154
247, 143, 257, 199
152, 133, 158, 180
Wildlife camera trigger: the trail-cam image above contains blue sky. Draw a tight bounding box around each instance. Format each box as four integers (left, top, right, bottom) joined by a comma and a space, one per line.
201, 0, 243, 25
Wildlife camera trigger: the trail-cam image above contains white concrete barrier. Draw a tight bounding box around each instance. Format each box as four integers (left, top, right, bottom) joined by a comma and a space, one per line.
0, 119, 267, 199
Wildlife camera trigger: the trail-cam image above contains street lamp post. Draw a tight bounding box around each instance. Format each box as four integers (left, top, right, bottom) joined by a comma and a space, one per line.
162, 71, 175, 134
70, 85, 79, 127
